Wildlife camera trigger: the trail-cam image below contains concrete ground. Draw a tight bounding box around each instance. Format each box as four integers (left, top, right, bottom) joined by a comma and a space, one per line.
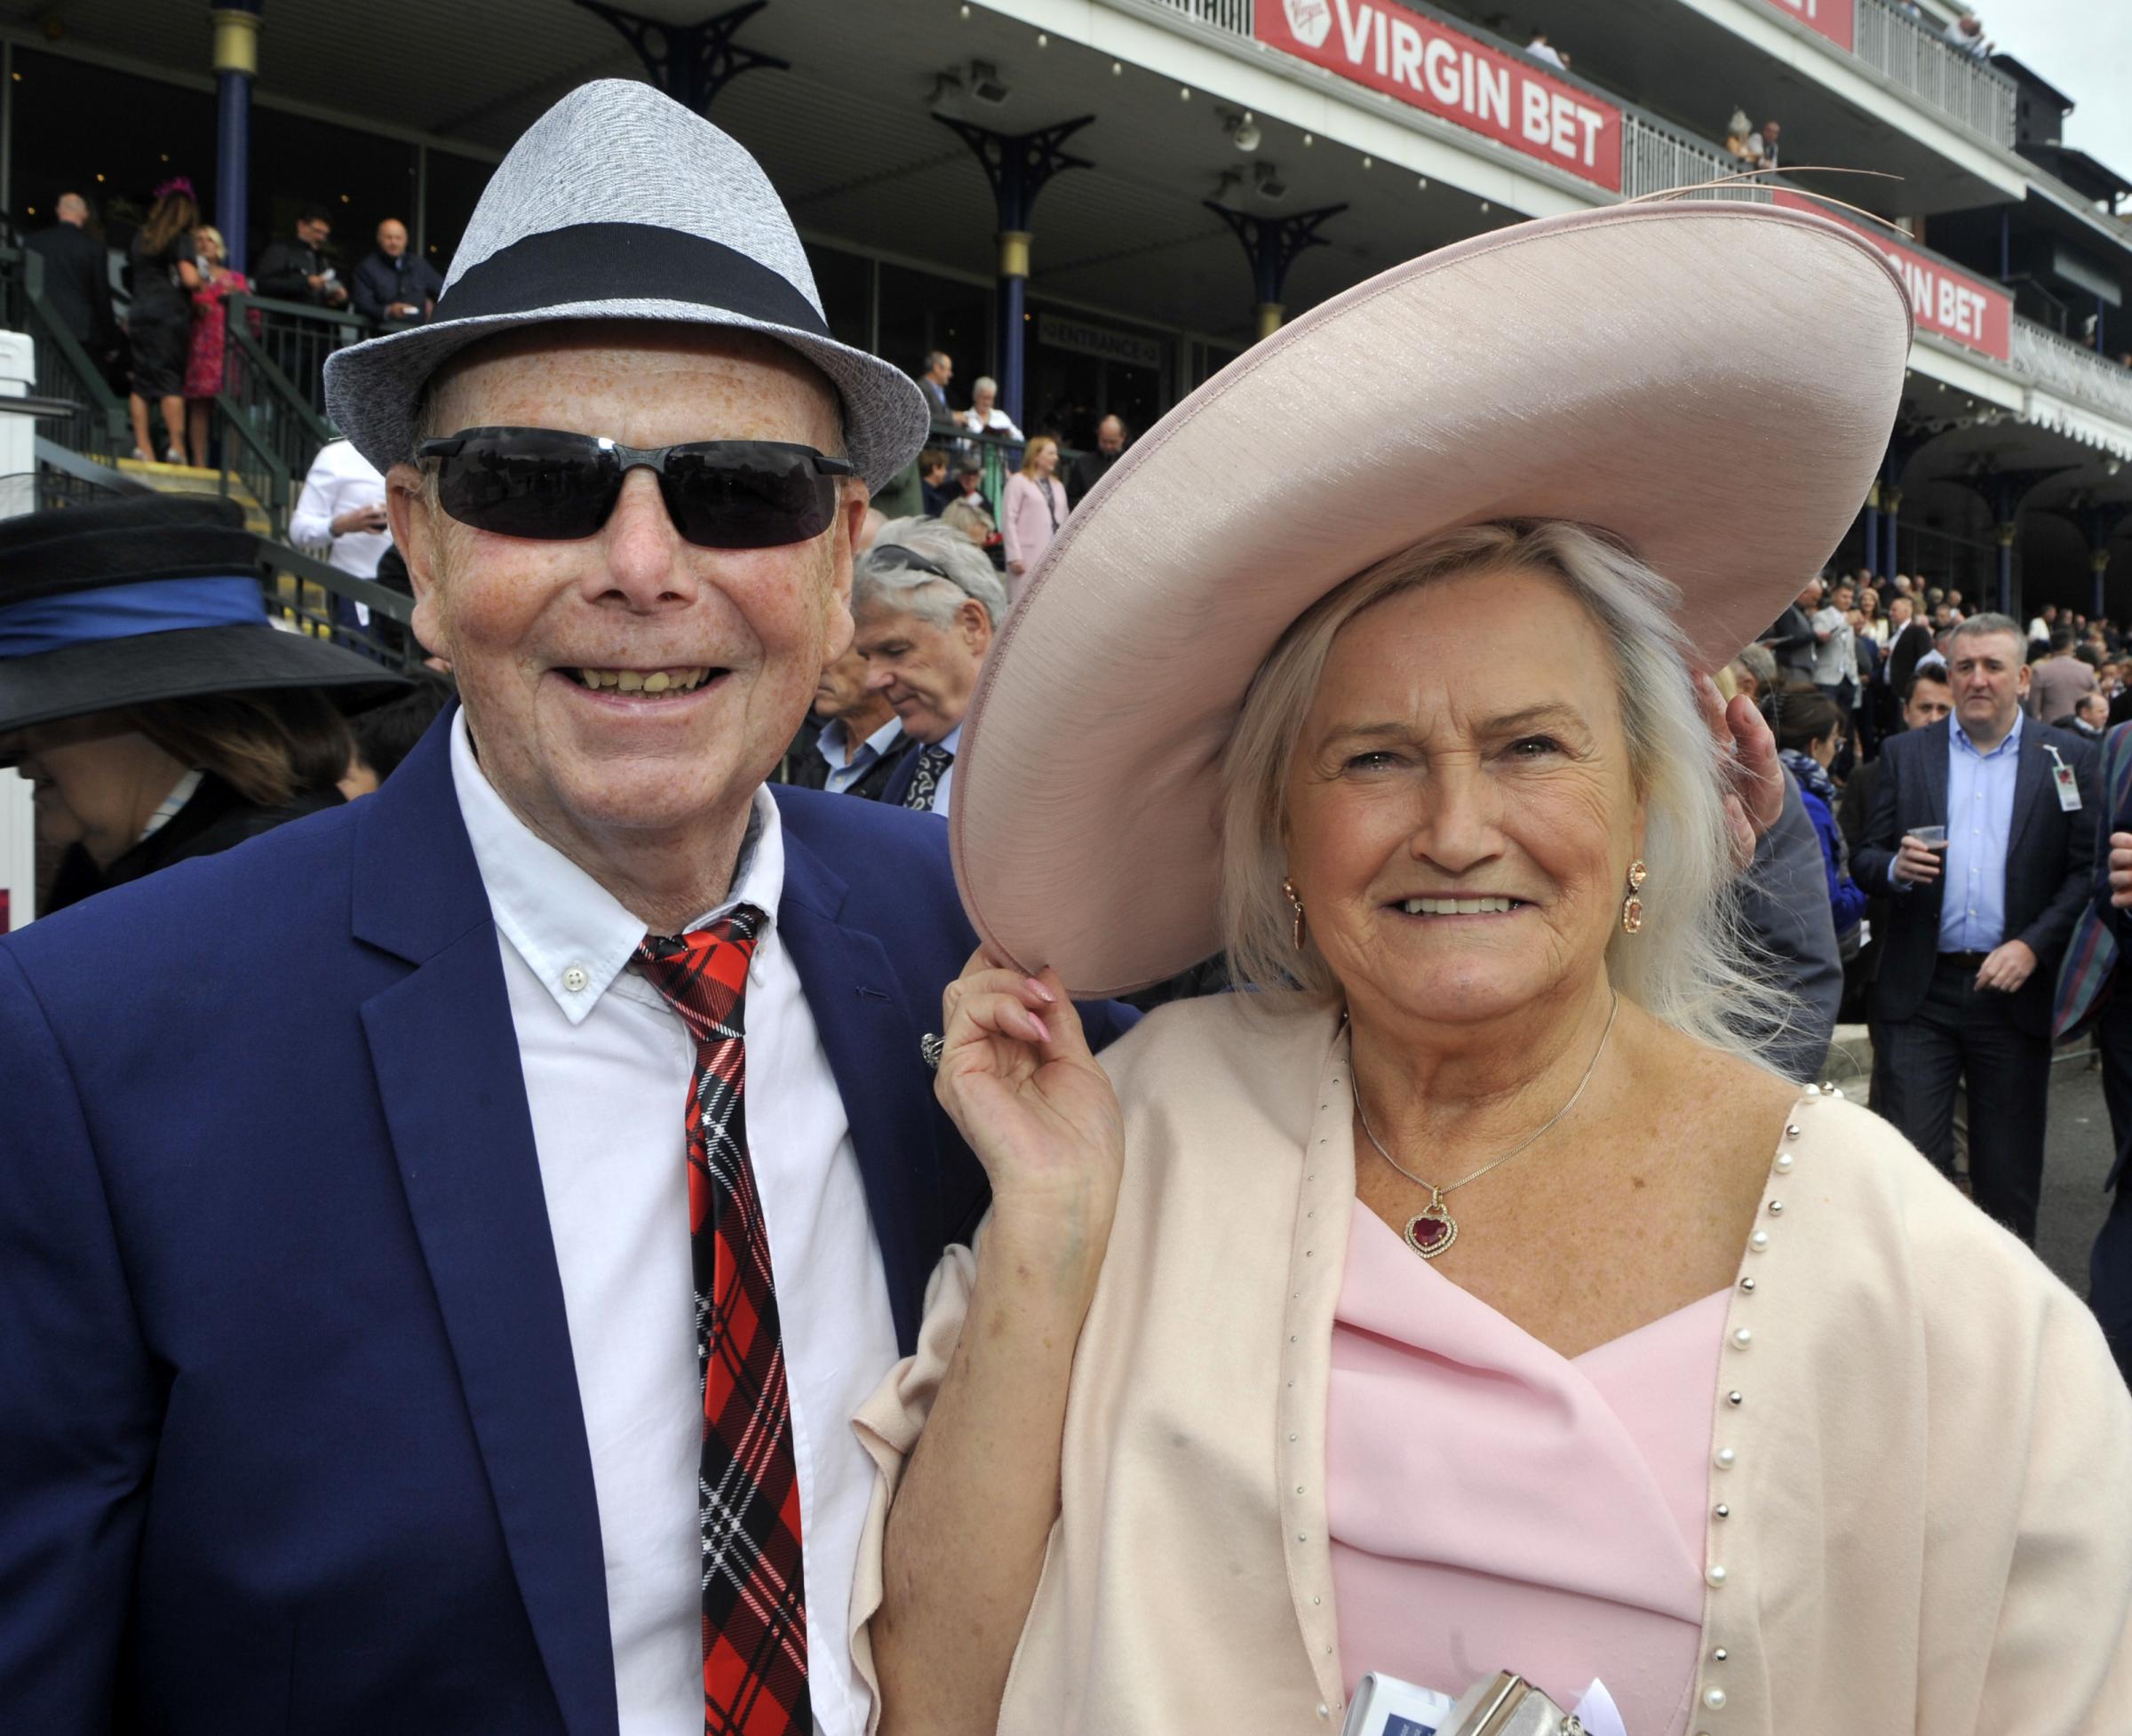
2035, 1051, 2116, 1298
1824, 1026, 2113, 1296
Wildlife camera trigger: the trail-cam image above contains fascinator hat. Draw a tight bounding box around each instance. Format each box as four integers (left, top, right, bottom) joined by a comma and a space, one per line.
324, 79, 929, 491
949, 200, 1913, 995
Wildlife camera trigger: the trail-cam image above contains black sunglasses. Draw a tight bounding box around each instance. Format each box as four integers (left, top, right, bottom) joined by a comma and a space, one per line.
414, 426, 857, 549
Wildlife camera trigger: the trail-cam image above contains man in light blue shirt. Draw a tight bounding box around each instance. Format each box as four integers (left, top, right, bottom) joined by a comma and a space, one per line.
816, 709, 907, 798
1858, 613, 2101, 1243
1937, 705, 2021, 954
784, 644, 907, 801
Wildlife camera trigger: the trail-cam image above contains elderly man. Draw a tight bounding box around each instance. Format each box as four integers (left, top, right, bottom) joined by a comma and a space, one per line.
24, 191, 117, 355
0, 81, 1134, 1735
917, 348, 954, 426
790, 643, 907, 800
351, 217, 444, 324
1857, 614, 2099, 1244
850, 517, 1006, 816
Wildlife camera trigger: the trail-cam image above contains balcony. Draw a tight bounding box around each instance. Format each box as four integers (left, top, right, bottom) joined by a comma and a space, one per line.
1148, 0, 1765, 202
1852, 0, 2016, 147
2012, 316, 2132, 431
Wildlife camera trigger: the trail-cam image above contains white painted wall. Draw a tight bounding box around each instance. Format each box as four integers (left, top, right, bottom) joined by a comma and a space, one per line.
0, 329, 39, 933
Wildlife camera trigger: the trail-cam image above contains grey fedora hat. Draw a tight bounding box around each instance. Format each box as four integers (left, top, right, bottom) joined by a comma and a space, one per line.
322, 79, 928, 492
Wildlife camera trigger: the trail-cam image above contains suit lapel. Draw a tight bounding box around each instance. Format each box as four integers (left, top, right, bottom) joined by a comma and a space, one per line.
2009, 725, 2055, 849
775, 817, 943, 1354
351, 718, 618, 1736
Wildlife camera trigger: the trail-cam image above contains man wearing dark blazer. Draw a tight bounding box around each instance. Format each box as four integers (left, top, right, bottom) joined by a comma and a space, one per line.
917, 348, 955, 428
0, 83, 1132, 1735
1882, 592, 1935, 708
1856, 613, 2099, 1244
24, 192, 117, 356
2056, 721, 2132, 1383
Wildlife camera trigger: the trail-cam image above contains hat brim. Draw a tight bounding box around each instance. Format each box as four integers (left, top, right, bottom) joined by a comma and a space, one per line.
0, 624, 412, 737
323, 299, 932, 493
949, 201, 1913, 997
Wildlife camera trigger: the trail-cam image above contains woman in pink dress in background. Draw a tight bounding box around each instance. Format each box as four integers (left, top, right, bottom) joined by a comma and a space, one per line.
1000, 434, 1064, 603
182, 225, 250, 468
853, 202, 2132, 1736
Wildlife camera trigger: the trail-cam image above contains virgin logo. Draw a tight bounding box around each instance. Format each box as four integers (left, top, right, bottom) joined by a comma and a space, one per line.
1283, 0, 1332, 49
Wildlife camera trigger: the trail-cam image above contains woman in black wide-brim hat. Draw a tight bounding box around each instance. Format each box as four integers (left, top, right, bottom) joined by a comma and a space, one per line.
0, 490, 408, 914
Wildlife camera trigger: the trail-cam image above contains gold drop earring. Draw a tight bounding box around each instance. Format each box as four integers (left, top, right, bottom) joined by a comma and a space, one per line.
1621, 859, 1649, 934
1282, 877, 1307, 950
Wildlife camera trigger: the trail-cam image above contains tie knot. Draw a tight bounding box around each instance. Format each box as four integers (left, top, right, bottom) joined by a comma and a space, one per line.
635, 905, 766, 1029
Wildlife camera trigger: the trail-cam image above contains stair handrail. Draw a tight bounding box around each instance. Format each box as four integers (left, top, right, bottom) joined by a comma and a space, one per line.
222, 294, 338, 450
212, 380, 297, 533
4, 245, 134, 461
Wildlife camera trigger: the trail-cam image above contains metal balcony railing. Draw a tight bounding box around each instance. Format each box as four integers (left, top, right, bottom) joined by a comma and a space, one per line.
1854, 0, 2015, 146
1621, 120, 1772, 203
2011, 315, 2132, 427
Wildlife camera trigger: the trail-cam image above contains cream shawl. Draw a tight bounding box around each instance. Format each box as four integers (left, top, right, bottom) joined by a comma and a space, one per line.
852, 994, 2132, 1734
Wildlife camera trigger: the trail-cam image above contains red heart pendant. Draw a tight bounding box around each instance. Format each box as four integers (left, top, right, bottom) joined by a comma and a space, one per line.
1404, 1206, 1457, 1259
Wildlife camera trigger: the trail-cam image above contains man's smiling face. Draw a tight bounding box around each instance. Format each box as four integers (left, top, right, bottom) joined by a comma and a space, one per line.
389, 322, 863, 858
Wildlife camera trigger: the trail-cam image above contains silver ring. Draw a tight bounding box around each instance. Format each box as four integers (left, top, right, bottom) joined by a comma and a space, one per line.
921, 1033, 944, 1071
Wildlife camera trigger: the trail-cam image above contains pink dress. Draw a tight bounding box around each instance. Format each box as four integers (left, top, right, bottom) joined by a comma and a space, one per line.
1327, 1205, 1726, 1736
184, 268, 251, 400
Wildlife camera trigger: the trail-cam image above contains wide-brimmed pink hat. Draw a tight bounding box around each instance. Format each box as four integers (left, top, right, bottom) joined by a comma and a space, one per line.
950, 200, 1911, 996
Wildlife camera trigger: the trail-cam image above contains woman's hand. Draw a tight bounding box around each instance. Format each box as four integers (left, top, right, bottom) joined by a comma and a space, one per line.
935, 952, 1124, 1279
1696, 672, 1784, 871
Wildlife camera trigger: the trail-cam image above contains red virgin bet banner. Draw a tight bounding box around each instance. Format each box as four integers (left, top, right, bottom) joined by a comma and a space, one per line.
1773, 192, 2011, 362
1256, 0, 1624, 193
1754, 0, 1855, 51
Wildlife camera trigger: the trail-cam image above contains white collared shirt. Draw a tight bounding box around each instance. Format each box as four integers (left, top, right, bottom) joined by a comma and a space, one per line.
449, 711, 896, 1736
287, 438, 391, 581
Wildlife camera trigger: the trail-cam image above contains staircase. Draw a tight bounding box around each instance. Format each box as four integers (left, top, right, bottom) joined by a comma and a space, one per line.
115, 454, 275, 537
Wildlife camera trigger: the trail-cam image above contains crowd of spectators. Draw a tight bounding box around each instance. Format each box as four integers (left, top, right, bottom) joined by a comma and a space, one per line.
19, 187, 440, 466
1743, 568, 2132, 1267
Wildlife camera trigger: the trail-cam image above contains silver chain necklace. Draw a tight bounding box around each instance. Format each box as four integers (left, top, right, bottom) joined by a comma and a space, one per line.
1349, 991, 1621, 1260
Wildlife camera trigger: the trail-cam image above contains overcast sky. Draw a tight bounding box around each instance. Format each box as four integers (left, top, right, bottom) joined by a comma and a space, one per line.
1982, 0, 2132, 180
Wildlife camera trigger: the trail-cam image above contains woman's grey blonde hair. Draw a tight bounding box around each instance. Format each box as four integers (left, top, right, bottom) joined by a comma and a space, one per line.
1216, 520, 1794, 1065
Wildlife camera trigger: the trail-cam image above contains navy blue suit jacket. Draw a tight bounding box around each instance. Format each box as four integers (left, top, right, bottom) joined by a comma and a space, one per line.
1854, 716, 2099, 1038
879, 737, 926, 810
0, 716, 1133, 1734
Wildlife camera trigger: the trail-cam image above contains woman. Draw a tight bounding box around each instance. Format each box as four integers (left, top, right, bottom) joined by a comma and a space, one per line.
940, 494, 995, 552
126, 178, 203, 465
958, 374, 1024, 443
855, 204, 2132, 1734
182, 223, 251, 467
0, 490, 407, 914
1853, 583, 1886, 644
1000, 434, 1064, 599
1771, 685, 1866, 958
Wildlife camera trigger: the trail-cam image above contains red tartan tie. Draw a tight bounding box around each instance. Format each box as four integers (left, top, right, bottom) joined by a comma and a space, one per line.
636, 912, 810, 1736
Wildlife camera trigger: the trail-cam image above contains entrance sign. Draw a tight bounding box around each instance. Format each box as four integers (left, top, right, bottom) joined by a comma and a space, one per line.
1037, 313, 1166, 371
1774, 192, 2011, 361
1257, 0, 1624, 193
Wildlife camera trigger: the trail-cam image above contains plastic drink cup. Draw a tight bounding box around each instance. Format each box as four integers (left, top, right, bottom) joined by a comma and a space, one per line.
1909, 825, 1947, 849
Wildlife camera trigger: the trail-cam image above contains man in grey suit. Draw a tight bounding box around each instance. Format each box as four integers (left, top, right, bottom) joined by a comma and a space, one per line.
1856, 613, 2100, 1242
918, 349, 955, 427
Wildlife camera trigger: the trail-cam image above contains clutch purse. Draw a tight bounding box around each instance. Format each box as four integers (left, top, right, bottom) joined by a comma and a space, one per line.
1439, 1672, 1584, 1736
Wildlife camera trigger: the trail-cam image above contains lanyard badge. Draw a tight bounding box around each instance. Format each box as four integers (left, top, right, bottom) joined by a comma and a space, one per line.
2048, 744, 2083, 813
